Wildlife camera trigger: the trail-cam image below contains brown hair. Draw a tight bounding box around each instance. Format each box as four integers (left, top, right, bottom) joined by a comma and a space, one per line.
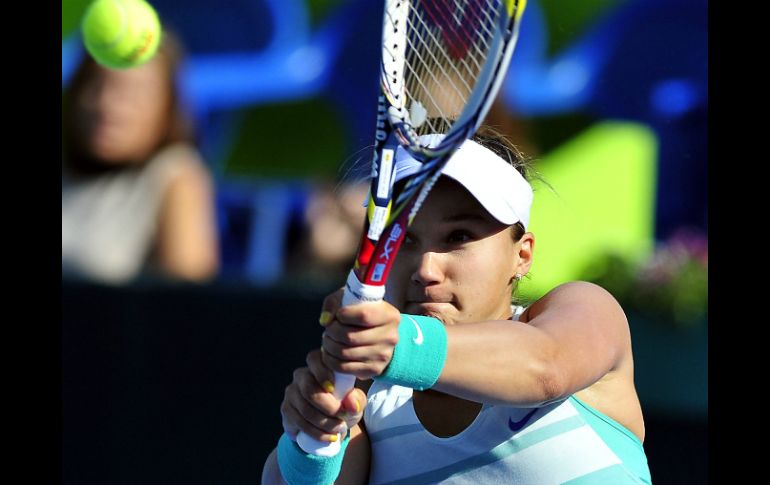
62, 30, 194, 176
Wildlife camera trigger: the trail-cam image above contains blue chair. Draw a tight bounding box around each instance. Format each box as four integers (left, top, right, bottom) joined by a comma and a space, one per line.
154, 0, 324, 172
503, 0, 707, 121
215, 179, 312, 284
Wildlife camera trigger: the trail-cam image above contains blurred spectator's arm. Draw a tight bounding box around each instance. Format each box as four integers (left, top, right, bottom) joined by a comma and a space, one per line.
155, 156, 219, 281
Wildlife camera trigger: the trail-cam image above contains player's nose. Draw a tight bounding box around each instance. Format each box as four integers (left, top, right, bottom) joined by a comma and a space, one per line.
411, 251, 443, 286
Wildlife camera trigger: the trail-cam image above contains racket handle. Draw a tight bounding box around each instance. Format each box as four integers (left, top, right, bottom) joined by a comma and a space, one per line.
296, 271, 386, 455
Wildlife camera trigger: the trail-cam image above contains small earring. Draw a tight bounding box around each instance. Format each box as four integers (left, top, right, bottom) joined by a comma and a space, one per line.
514, 273, 523, 281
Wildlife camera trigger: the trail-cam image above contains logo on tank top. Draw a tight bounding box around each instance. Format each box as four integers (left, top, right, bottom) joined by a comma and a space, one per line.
508, 408, 538, 432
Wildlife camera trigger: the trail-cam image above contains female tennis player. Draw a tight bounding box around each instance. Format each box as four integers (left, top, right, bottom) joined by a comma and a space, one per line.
262, 131, 653, 485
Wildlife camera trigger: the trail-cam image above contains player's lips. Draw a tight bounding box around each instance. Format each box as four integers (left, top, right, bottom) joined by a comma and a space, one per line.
407, 292, 454, 303
405, 300, 455, 313
407, 290, 454, 304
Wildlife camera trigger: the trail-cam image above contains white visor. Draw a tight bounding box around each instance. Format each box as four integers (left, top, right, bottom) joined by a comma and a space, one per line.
393, 134, 533, 229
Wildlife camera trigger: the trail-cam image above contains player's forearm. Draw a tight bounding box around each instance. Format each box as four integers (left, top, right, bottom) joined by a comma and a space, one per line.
262, 426, 370, 485
261, 448, 288, 485
433, 320, 565, 406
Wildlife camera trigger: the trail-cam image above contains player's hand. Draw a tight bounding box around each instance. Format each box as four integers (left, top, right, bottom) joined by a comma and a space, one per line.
280, 349, 366, 443
319, 289, 401, 379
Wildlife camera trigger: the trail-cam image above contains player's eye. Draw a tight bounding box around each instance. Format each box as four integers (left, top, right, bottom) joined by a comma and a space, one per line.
447, 230, 473, 244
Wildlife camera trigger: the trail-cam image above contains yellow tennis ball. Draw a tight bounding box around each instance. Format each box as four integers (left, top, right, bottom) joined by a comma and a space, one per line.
82, 0, 162, 69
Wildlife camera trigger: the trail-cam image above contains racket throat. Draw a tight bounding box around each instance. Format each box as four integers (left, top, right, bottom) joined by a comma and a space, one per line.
363, 206, 410, 285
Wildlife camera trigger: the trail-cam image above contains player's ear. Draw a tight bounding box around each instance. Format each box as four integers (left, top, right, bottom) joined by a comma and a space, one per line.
513, 232, 534, 279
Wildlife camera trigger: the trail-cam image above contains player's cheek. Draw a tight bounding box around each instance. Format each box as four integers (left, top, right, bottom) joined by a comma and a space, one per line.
386, 256, 415, 305
383, 271, 407, 308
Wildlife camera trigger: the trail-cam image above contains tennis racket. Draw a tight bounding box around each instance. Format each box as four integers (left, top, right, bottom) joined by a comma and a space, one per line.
297, 0, 527, 456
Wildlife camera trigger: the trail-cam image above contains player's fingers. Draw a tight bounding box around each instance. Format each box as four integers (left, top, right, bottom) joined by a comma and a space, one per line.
284, 374, 347, 437
319, 287, 345, 327
280, 396, 344, 443
338, 388, 367, 428
336, 300, 401, 328
321, 346, 386, 380
323, 321, 399, 348
292, 367, 343, 418
323, 335, 395, 367
306, 349, 336, 395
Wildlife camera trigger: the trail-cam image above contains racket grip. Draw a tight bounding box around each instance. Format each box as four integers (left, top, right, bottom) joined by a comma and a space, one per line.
341, 269, 386, 306
296, 271, 386, 455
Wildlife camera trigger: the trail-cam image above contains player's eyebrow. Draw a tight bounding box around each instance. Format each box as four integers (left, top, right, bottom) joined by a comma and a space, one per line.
441, 213, 488, 223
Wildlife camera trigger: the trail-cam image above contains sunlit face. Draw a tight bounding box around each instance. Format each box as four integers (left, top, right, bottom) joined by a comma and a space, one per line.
74, 56, 171, 164
386, 177, 532, 325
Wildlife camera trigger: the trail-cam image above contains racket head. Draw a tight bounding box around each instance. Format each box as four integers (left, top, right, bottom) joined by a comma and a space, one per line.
384, 0, 526, 151
381, 0, 527, 211
356, 0, 527, 282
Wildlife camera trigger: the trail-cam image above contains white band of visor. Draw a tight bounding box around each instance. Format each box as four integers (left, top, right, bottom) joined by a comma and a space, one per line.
393, 134, 534, 229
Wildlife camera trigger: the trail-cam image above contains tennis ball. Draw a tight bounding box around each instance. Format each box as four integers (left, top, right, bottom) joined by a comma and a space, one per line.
82, 0, 162, 69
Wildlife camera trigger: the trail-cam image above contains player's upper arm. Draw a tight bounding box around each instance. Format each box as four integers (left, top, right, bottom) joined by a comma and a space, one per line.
334, 423, 371, 485
522, 281, 632, 397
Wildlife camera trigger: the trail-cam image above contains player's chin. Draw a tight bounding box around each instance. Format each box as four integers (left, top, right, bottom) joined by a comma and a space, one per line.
405, 302, 456, 324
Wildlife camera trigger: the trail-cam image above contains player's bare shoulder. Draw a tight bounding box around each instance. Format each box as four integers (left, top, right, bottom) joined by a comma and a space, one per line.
531, 281, 626, 316
522, 281, 631, 342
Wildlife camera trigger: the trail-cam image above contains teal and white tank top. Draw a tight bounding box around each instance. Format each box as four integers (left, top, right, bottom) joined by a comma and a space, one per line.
363, 306, 652, 484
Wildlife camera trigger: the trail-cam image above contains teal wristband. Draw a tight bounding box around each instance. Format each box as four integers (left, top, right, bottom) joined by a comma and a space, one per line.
376, 314, 448, 390
277, 433, 351, 485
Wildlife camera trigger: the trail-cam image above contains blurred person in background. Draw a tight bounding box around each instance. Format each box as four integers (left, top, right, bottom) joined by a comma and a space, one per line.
62, 31, 219, 284
285, 181, 369, 286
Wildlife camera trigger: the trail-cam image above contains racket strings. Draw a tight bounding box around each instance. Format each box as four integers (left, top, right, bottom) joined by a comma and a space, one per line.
409, 5, 486, 82
403, 0, 502, 136
404, 9, 476, 131
406, 7, 477, 125
423, 0, 495, 61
